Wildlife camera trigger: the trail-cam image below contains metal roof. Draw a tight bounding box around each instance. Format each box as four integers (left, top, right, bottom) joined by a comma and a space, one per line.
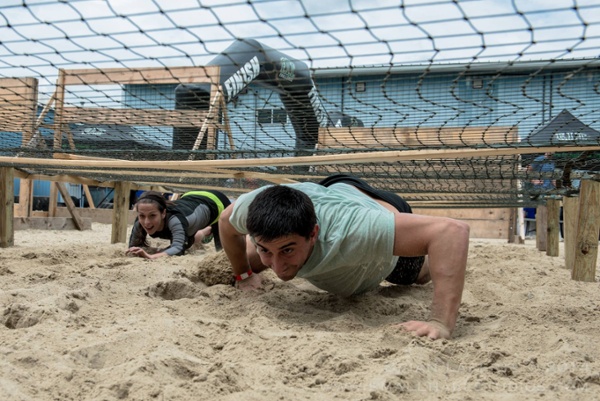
312, 57, 600, 77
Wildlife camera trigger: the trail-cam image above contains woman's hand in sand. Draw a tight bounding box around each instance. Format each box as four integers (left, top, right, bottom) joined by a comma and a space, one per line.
235, 273, 263, 291
396, 320, 451, 340
126, 247, 150, 258
126, 247, 165, 260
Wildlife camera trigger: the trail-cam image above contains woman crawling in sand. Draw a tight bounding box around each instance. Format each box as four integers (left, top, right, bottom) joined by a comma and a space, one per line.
126, 190, 230, 259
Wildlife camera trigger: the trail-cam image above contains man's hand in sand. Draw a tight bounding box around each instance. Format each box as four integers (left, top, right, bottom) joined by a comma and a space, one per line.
235, 273, 263, 291
396, 320, 451, 340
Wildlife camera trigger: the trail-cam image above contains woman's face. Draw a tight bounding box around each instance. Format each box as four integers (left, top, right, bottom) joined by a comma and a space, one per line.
136, 202, 166, 235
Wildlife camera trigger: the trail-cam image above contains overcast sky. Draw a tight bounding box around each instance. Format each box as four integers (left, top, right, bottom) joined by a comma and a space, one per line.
1, 0, 599, 98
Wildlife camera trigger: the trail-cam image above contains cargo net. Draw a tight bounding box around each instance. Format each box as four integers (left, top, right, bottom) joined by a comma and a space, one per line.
1, 0, 600, 207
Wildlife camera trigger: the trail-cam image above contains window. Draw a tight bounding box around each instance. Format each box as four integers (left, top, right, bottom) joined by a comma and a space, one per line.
273, 109, 287, 124
472, 78, 484, 89
257, 108, 287, 124
257, 109, 272, 124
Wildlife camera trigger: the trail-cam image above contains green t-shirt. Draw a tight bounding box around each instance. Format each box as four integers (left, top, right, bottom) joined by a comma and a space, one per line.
229, 182, 398, 296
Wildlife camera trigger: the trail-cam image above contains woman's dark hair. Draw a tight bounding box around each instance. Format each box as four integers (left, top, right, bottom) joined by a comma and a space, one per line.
247, 185, 316, 242
135, 191, 174, 212
130, 191, 175, 247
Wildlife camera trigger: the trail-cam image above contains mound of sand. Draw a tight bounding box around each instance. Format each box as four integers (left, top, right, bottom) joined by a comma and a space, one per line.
1, 224, 599, 400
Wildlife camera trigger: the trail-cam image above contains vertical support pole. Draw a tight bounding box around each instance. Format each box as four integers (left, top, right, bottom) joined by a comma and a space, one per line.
536, 205, 548, 251
517, 207, 526, 242
546, 198, 560, 257
572, 180, 600, 282
49, 69, 66, 217
111, 181, 131, 244
17, 77, 38, 218
83, 185, 95, 208
56, 182, 85, 231
1, 167, 15, 248
220, 93, 236, 151
17, 179, 33, 218
563, 195, 579, 272
507, 208, 517, 243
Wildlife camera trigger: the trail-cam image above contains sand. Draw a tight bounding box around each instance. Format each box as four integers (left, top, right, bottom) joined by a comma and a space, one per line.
1, 223, 599, 401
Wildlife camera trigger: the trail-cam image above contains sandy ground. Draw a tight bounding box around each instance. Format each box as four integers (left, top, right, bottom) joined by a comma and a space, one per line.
1, 223, 600, 401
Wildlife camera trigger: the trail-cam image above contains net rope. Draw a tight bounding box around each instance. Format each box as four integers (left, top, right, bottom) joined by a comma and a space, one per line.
1, 0, 600, 208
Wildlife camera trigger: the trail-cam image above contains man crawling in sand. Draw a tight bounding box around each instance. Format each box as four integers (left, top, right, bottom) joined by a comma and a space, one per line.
219, 174, 470, 340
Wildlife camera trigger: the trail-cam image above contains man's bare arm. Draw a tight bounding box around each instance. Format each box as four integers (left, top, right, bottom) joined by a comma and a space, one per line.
219, 203, 264, 290
219, 203, 251, 276
392, 213, 469, 339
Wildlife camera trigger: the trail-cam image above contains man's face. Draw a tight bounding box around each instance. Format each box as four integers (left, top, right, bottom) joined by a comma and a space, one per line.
252, 225, 319, 281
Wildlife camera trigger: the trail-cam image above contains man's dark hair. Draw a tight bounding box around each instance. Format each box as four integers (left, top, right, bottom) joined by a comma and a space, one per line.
247, 185, 316, 242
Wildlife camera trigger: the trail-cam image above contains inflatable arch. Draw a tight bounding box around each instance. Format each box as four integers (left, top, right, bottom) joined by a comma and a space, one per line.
174, 38, 359, 155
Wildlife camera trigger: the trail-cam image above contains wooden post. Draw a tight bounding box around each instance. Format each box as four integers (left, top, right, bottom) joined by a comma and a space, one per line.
55, 182, 85, 231
507, 208, 517, 243
517, 207, 525, 243
563, 195, 579, 272
49, 70, 67, 217
83, 185, 95, 208
572, 180, 600, 282
546, 198, 560, 257
220, 94, 236, 151
189, 91, 221, 161
536, 205, 548, 251
19, 78, 38, 217
111, 181, 131, 244
1, 167, 15, 247
16, 179, 33, 218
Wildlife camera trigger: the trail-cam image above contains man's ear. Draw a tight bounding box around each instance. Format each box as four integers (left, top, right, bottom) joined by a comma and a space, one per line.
310, 224, 319, 242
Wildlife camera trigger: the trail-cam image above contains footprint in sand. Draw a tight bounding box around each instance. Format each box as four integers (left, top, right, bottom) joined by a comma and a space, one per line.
2, 303, 53, 329
145, 279, 207, 300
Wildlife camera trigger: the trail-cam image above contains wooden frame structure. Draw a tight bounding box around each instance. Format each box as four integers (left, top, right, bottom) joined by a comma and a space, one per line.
1, 72, 600, 281
0, 78, 38, 218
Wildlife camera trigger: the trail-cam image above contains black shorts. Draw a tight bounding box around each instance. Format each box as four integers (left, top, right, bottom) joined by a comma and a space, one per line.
319, 174, 424, 285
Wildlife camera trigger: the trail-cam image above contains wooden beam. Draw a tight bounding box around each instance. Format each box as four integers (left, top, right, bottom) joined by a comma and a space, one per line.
189, 91, 222, 160
49, 70, 67, 217
53, 152, 305, 180
61, 65, 220, 86
5, 77, 38, 219
5, 145, 599, 172
0, 167, 14, 248
205, 82, 222, 157
14, 170, 110, 187
14, 217, 91, 231
507, 208, 517, 243
16, 179, 33, 218
220, 93, 236, 151
53, 70, 66, 152
563, 195, 579, 272
55, 182, 85, 231
54, 207, 137, 225
34, 90, 56, 130
536, 205, 548, 252
62, 107, 210, 127
0, 77, 38, 134
12, 170, 172, 193
83, 185, 95, 209
572, 180, 600, 282
319, 126, 520, 148
111, 181, 131, 244
546, 198, 560, 257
